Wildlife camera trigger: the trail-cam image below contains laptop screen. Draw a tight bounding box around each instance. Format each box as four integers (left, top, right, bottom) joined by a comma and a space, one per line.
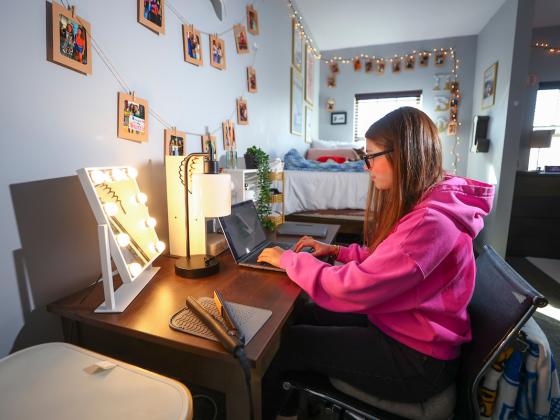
219, 200, 267, 262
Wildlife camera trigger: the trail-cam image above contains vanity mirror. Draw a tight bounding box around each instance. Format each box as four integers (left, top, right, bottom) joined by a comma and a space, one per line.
77, 166, 165, 312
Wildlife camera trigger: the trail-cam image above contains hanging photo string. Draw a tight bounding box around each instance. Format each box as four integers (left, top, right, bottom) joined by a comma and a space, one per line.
324, 47, 462, 173
534, 41, 560, 54
59, 0, 260, 138
285, 0, 321, 59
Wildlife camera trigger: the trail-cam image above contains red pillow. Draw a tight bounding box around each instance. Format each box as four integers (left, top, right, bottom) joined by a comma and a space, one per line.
317, 156, 347, 164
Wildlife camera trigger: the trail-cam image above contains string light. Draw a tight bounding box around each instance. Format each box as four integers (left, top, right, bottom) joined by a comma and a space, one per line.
286, 0, 321, 59
534, 41, 560, 54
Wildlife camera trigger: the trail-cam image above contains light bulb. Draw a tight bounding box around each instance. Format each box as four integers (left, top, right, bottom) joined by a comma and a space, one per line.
144, 217, 157, 229
117, 233, 130, 247
133, 192, 148, 205
111, 168, 126, 181
127, 167, 138, 179
149, 240, 166, 254
129, 262, 142, 277
90, 170, 106, 185
104, 202, 119, 216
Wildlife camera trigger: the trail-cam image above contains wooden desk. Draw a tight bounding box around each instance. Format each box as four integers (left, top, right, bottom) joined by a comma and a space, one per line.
48, 223, 339, 420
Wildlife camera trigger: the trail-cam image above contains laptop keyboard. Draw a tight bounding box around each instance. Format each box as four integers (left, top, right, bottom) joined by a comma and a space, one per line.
244, 242, 292, 264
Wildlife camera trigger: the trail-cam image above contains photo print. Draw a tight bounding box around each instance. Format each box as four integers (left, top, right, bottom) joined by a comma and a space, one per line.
164, 129, 187, 156
246, 5, 259, 35
364, 58, 374, 73
326, 98, 335, 112
405, 55, 415, 70
376, 60, 385, 74
183, 24, 202, 66
247, 67, 257, 93
222, 120, 236, 149
482, 62, 498, 109
392, 58, 402, 73
237, 98, 249, 125
138, 0, 165, 34
234, 24, 250, 54
419, 52, 430, 67
118, 92, 149, 142
329, 62, 340, 74
434, 50, 446, 66
209, 34, 226, 70
327, 75, 336, 88
49, 2, 92, 75
201, 134, 217, 160
435, 95, 451, 112
353, 57, 362, 71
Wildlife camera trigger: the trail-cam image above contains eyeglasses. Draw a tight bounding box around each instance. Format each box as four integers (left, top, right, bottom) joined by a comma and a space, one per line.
363, 149, 393, 169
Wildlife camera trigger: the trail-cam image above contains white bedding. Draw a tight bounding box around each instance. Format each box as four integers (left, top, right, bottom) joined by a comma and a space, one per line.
284, 170, 369, 214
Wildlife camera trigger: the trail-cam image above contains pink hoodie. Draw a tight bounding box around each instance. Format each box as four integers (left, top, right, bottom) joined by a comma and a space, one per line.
280, 175, 494, 360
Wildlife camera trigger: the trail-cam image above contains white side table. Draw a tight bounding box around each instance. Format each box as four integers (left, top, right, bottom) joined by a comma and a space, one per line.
0, 342, 193, 420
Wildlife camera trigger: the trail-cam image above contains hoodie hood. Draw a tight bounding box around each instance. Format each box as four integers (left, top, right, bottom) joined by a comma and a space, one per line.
416, 175, 495, 238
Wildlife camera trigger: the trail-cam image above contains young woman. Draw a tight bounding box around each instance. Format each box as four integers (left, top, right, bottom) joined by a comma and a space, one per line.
258, 107, 494, 419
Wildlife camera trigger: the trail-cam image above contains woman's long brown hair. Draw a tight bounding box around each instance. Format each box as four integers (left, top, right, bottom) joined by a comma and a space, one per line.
364, 107, 444, 251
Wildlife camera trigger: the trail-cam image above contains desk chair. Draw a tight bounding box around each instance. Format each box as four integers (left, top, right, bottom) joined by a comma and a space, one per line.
283, 245, 548, 419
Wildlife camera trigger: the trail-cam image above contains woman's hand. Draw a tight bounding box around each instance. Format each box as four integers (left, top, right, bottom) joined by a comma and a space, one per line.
294, 236, 336, 258
257, 246, 285, 268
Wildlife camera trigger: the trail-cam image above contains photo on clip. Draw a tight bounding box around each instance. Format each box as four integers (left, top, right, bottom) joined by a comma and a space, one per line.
201, 134, 217, 160
247, 5, 259, 35
210, 34, 226, 70
234, 24, 250, 54
118, 92, 149, 143
183, 25, 202, 66
138, 0, 165, 34
247, 67, 257, 93
164, 129, 186, 156
222, 121, 236, 149
237, 98, 249, 125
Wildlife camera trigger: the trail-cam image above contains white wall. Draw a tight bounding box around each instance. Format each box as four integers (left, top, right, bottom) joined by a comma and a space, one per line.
0, 0, 318, 357
466, 0, 534, 255
317, 35, 477, 176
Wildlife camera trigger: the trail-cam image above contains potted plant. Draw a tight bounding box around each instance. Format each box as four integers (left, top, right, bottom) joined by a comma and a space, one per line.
245, 146, 275, 231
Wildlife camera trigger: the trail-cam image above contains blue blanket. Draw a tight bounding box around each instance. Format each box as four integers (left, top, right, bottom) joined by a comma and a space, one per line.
283, 148, 365, 172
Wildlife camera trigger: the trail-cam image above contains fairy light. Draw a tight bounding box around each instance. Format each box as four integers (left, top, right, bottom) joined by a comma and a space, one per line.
534, 40, 560, 54
286, 0, 321, 59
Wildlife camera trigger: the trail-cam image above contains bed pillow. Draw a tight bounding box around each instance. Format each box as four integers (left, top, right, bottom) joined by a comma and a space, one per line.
284, 149, 365, 172
306, 148, 359, 161
311, 138, 366, 150
316, 156, 347, 163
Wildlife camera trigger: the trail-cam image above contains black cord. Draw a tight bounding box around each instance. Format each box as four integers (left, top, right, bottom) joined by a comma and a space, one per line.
234, 347, 255, 420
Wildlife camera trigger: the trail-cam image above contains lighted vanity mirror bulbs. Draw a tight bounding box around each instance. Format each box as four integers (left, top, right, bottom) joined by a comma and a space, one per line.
149, 240, 166, 254
104, 202, 119, 216
127, 167, 138, 179
128, 262, 143, 277
111, 168, 127, 181
133, 192, 148, 205
117, 233, 130, 247
90, 170, 107, 185
144, 217, 157, 229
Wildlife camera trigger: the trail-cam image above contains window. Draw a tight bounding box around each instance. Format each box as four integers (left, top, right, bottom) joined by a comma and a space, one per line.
354, 91, 422, 142
529, 82, 560, 170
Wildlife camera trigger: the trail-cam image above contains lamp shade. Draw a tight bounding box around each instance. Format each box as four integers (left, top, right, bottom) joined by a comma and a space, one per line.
192, 173, 231, 217
529, 129, 554, 148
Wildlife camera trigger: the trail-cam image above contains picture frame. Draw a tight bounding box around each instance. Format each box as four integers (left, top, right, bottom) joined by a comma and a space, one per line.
237, 97, 249, 125
482, 62, 498, 110
247, 67, 257, 93
330, 111, 347, 125
222, 120, 236, 149
247, 5, 259, 35
292, 19, 303, 71
353, 57, 362, 72
434, 50, 446, 66
329, 62, 339, 74
326, 98, 335, 112
201, 134, 217, 160
304, 47, 314, 105
290, 67, 303, 136
327, 75, 336, 88
392, 58, 402, 74
304, 105, 313, 144
234, 24, 250, 54
117, 92, 149, 142
419, 52, 430, 67
182, 24, 203, 66
138, 0, 165, 35
164, 129, 186, 156
404, 55, 415, 71
49, 2, 92, 75
209, 34, 226, 70
364, 58, 374, 73
376, 60, 385, 75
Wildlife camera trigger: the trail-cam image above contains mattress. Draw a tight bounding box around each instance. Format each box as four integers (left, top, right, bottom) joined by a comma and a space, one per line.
284, 170, 369, 214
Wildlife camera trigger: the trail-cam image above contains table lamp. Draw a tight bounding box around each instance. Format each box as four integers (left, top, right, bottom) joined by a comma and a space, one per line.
174, 153, 231, 278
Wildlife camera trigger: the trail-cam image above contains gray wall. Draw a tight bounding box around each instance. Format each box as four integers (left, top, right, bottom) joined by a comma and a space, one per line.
518, 25, 560, 170
0, 0, 318, 357
466, 0, 534, 255
318, 36, 477, 175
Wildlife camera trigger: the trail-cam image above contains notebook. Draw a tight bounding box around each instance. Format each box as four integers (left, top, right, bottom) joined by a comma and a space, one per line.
218, 200, 293, 272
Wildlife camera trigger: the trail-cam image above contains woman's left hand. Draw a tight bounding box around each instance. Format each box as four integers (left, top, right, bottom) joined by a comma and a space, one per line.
257, 246, 285, 268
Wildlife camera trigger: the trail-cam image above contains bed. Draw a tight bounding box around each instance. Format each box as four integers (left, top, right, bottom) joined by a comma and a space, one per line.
282, 149, 369, 236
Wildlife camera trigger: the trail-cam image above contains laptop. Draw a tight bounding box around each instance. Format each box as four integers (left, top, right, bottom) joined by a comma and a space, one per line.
218, 200, 293, 272
276, 222, 327, 238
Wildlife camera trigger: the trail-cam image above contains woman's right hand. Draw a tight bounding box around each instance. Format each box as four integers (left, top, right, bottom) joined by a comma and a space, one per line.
293, 236, 336, 258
